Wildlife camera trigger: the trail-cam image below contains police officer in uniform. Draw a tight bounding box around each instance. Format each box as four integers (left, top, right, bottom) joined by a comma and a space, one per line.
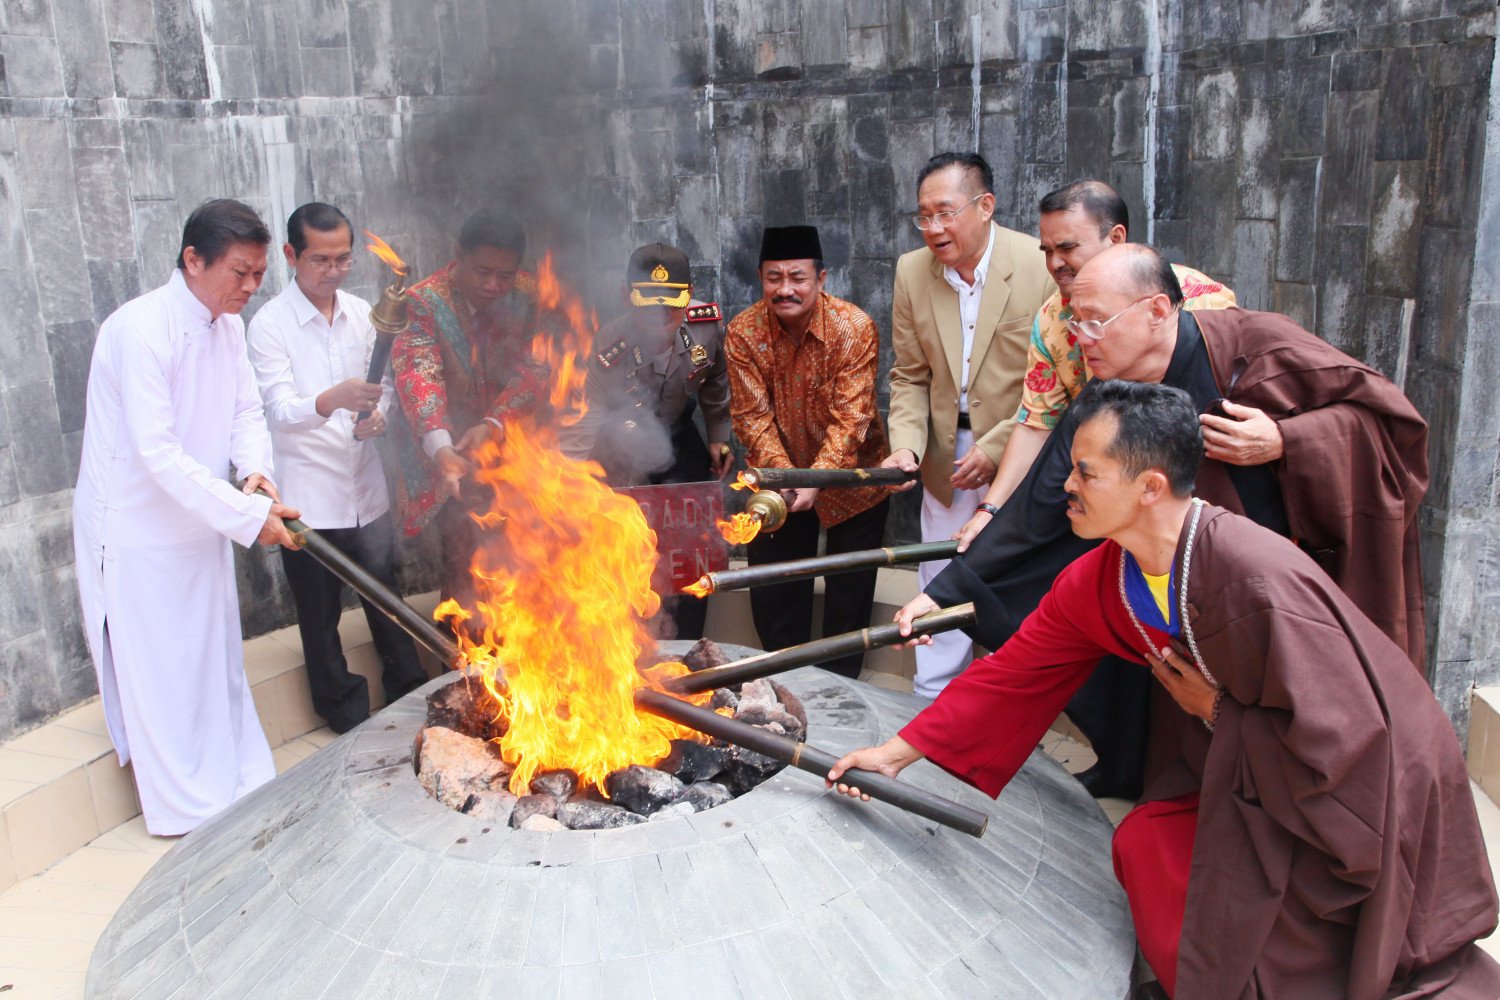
564, 242, 732, 638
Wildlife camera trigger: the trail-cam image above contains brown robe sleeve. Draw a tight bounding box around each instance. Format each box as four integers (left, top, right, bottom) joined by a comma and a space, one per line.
1198, 308, 1430, 668
1175, 510, 1496, 1000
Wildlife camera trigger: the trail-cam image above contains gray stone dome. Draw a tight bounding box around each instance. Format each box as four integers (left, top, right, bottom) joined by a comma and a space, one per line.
88, 648, 1134, 998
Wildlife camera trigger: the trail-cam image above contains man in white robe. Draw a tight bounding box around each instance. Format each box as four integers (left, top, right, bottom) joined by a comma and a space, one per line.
73, 199, 301, 836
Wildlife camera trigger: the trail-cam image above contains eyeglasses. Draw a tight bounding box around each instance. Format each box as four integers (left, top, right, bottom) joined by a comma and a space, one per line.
304, 255, 354, 272
911, 194, 986, 232
1065, 296, 1154, 342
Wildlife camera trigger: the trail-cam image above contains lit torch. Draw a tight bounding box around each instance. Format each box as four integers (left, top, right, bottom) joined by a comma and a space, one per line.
360, 230, 410, 422
714, 489, 787, 545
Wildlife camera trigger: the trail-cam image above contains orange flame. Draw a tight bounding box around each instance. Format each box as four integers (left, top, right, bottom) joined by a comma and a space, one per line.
717, 511, 763, 544
434, 258, 707, 797
729, 472, 754, 492
682, 577, 713, 599
363, 230, 407, 275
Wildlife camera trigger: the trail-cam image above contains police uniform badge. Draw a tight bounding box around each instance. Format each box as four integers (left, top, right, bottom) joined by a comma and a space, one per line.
690, 342, 709, 367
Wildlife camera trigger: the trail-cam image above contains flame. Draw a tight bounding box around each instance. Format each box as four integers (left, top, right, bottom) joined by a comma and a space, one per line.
363, 230, 407, 276
681, 577, 713, 599
717, 511, 763, 545
729, 472, 754, 492
434, 257, 707, 797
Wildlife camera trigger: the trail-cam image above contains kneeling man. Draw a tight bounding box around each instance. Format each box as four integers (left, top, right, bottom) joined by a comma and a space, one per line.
829, 381, 1498, 998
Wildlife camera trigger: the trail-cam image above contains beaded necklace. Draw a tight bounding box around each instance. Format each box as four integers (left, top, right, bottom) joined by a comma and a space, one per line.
1117, 498, 1222, 728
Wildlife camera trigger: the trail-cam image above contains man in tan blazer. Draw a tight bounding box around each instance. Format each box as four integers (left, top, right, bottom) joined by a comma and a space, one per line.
882, 152, 1054, 696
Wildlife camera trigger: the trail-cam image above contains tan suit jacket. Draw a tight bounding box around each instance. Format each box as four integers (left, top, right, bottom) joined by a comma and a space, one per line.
887, 222, 1055, 505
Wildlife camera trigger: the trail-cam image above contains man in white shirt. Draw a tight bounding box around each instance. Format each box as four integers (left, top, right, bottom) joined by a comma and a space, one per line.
880, 153, 1054, 697
247, 203, 429, 733
74, 199, 300, 835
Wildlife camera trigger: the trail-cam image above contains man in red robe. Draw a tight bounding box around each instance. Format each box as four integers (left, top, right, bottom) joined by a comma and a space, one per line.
390, 208, 549, 603
829, 380, 1498, 999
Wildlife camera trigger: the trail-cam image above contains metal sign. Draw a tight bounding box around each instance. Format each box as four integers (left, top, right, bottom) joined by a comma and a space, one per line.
615, 481, 728, 593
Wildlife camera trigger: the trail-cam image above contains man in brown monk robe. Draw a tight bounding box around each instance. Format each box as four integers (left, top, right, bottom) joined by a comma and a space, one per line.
897, 243, 1429, 798
830, 381, 1497, 999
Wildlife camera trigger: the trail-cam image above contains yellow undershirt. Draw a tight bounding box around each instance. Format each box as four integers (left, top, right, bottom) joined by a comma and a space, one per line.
1144, 571, 1171, 622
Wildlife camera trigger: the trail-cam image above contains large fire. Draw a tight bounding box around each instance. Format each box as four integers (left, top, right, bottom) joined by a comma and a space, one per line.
433, 254, 707, 797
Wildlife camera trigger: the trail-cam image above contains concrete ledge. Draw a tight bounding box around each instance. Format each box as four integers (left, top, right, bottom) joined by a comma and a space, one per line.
1469, 687, 1500, 806
0, 574, 929, 894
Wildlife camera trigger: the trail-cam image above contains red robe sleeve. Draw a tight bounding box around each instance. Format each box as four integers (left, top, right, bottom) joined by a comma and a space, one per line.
901, 543, 1157, 797
391, 300, 451, 437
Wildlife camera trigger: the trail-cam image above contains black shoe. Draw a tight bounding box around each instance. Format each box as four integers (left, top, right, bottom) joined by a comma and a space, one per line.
1133, 982, 1170, 1000
1075, 763, 1142, 800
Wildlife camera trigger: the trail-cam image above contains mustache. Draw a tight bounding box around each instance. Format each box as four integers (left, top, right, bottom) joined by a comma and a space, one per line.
772, 295, 802, 305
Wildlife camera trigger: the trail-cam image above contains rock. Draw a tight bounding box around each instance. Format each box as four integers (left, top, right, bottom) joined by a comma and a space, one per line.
462, 790, 518, 825
770, 682, 808, 729
510, 793, 559, 829
648, 801, 697, 821
682, 638, 731, 672
557, 801, 646, 829
709, 687, 739, 712
719, 744, 784, 795
530, 769, 579, 801
737, 678, 778, 713
681, 781, 732, 812
417, 727, 511, 810
519, 814, 567, 833
734, 705, 805, 739
425, 682, 504, 741
656, 739, 728, 783
605, 764, 687, 815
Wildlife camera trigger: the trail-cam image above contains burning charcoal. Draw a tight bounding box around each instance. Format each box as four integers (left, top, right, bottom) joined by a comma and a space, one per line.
557, 801, 646, 830
737, 678, 778, 713
418, 727, 511, 810
682, 638, 731, 672
718, 744, 785, 795
462, 790, 518, 825
510, 793, 559, 829
529, 770, 579, 801
605, 765, 687, 816
681, 781, 733, 812
648, 801, 697, 821
656, 739, 728, 784
425, 681, 505, 742
519, 814, 567, 833
709, 687, 739, 712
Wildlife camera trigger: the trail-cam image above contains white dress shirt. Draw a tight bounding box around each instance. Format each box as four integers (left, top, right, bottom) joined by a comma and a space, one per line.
941, 226, 996, 414
246, 280, 393, 530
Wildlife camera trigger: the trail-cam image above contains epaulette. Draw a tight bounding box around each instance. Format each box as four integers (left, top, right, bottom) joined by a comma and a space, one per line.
685, 302, 721, 323
595, 338, 629, 369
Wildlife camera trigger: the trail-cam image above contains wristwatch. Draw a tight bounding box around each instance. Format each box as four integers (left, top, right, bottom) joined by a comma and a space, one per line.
974, 502, 1000, 516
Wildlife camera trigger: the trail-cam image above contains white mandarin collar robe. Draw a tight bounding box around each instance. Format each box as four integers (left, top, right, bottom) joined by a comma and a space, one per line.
73, 269, 278, 835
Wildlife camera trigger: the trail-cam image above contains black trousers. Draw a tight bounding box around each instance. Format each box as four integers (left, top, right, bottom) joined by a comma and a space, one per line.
746, 498, 890, 678
280, 513, 429, 733
1065, 653, 1152, 799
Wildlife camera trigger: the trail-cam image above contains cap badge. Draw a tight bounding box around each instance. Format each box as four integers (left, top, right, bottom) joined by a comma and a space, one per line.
650, 264, 669, 282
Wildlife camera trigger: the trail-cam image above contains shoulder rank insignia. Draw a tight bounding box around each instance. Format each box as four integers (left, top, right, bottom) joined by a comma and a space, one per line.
595, 338, 628, 369
685, 302, 721, 323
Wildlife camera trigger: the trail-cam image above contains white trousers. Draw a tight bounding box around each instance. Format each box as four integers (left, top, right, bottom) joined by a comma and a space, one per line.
914, 428, 984, 698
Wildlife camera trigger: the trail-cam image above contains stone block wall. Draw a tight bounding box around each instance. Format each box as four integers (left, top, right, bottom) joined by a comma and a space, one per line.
0, 0, 1495, 740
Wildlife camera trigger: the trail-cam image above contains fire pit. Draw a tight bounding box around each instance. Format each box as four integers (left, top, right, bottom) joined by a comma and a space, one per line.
87, 648, 1134, 999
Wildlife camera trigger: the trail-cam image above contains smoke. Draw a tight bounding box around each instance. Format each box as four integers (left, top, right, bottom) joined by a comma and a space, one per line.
590, 404, 676, 485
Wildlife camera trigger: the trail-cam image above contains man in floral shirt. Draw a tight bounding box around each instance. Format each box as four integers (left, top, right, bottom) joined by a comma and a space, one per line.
957, 181, 1235, 549
724, 225, 891, 678
390, 208, 548, 605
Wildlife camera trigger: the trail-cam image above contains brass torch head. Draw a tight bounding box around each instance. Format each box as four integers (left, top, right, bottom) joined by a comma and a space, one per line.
369, 271, 411, 337
744, 489, 788, 533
